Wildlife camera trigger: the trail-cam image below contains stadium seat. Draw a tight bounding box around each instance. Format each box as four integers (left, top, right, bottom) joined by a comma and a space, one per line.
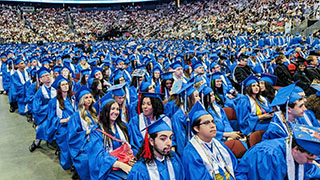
223, 107, 240, 131
248, 130, 266, 148
224, 140, 247, 159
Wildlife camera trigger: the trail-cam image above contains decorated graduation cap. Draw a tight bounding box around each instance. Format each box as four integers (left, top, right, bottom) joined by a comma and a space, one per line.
74, 85, 92, 102
51, 75, 69, 89
141, 116, 172, 159
292, 124, 320, 155
108, 83, 126, 97
170, 80, 183, 95
240, 74, 258, 94
37, 67, 50, 77
259, 74, 277, 85
132, 69, 146, 77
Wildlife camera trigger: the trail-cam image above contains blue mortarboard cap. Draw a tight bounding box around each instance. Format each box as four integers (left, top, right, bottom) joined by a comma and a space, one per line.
210, 72, 222, 80
293, 86, 304, 94
202, 86, 213, 96
63, 58, 72, 64
292, 124, 320, 155
152, 65, 163, 74
210, 62, 218, 70
88, 58, 98, 66
140, 92, 162, 99
90, 67, 102, 78
53, 65, 62, 73
176, 82, 195, 96
170, 61, 182, 69
140, 80, 152, 92
100, 97, 115, 113
75, 85, 92, 102
113, 70, 124, 81
161, 72, 173, 80
81, 68, 90, 76
15, 57, 24, 65
192, 61, 203, 70
184, 64, 190, 71
116, 58, 124, 64
37, 67, 50, 77
108, 83, 126, 96
270, 82, 301, 106
51, 75, 69, 89
188, 101, 209, 126
144, 116, 172, 135
260, 74, 277, 85
240, 74, 258, 88
30, 68, 37, 77
186, 84, 197, 96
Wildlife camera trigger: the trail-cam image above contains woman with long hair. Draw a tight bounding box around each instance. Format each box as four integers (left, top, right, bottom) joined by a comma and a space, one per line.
87, 99, 135, 179
74, 68, 90, 92
235, 75, 273, 136
128, 93, 171, 155
46, 75, 75, 170
68, 86, 98, 180
259, 74, 277, 103
90, 78, 105, 102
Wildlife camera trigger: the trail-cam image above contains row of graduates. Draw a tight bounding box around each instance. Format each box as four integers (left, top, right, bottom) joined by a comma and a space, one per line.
7, 52, 320, 179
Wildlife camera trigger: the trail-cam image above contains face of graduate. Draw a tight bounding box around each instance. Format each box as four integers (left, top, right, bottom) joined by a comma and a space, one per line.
215, 79, 223, 88
193, 90, 201, 103
174, 67, 183, 78
259, 81, 266, 92
119, 77, 126, 84
292, 146, 317, 164
114, 95, 125, 106
165, 80, 173, 90
117, 62, 124, 69
85, 75, 89, 82
195, 66, 204, 74
83, 94, 93, 108
53, 72, 59, 78
251, 82, 260, 95
298, 64, 306, 72
147, 85, 155, 93
150, 131, 173, 159
40, 73, 51, 84
289, 99, 307, 118
31, 60, 37, 67
214, 65, 221, 72
94, 71, 103, 80
138, 77, 144, 86
194, 114, 217, 142
240, 59, 248, 66
18, 61, 26, 70
109, 102, 120, 122
61, 69, 70, 79
43, 64, 50, 69
154, 71, 160, 79
142, 97, 153, 118
80, 59, 86, 65
60, 81, 69, 92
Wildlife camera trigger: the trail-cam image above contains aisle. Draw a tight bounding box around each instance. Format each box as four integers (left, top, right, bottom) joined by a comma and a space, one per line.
0, 94, 72, 180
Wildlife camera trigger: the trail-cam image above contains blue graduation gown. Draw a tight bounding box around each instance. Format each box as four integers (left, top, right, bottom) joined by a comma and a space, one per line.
171, 109, 188, 156
182, 139, 237, 180
68, 111, 97, 180
235, 138, 320, 180
46, 97, 75, 170
25, 83, 37, 114
164, 100, 179, 119
11, 70, 30, 114
262, 111, 290, 141
208, 106, 233, 141
127, 151, 185, 180
235, 96, 272, 135
128, 115, 150, 155
1, 63, 10, 92
87, 127, 127, 180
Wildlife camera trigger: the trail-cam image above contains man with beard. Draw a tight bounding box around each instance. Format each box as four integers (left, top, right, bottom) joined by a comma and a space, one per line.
127, 117, 185, 180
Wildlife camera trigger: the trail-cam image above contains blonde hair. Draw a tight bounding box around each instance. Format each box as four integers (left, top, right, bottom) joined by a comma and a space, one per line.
78, 94, 98, 127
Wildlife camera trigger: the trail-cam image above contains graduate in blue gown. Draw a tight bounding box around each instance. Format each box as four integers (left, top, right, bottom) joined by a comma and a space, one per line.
235, 124, 320, 180
25, 68, 38, 122
29, 67, 56, 152
46, 75, 75, 170
235, 75, 273, 136
67, 86, 98, 180
128, 117, 185, 180
128, 93, 172, 155
87, 98, 134, 180
11, 57, 30, 115
182, 102, 237, 180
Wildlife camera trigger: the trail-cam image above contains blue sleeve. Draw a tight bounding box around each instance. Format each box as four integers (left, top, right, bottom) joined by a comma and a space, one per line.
127, 161, 149, 180
128, 116, 143, 156
87, 130, 118, 180
304, 163, 320, 179
305, 110, 320, 127
262, 115, 288, 141
235, 96, 259, 135
46, 98, 60, 143
172, 110, 187, 156
11, 73, 25, 102
33, 90, 48, 125
67, 112, 88, 159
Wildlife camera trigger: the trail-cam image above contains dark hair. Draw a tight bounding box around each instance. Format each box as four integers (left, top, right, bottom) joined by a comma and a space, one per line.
260, 81, 276, 102
130, 76, 142, 88
136, 132, 172, 164
90, 78, 104, 101
99, 101, 129, 147
306, 95, 320, 120
146, 62, 153, 76
160, 78, 174, 100
245, 83, 264, 104
292, 138, 313, 155
80, 74, 88, 86
211, 79, 224, 107
187, 91, 198, 112
57, 81, 72, 110
168, 94, 183, 107
138, 96, 164, 119
279, 98, 302, 113
203, 93, 218, 115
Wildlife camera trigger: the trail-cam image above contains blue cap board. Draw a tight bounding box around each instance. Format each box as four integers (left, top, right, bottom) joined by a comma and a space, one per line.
140, 80, 152, 92
260, 74, 277, 85
100, 98, 116, 113
90, 67, 102, 78
143, 116, 172, 135
170, 61, 182, 69
270, 82, 302, 106
189, 101, 210, 126
81, 68, 90, 76
240, 74, 258, 88
292, 124, 320, 155
210, 72, 222, 80
75, 85, 92, 102
51, 75, 69, 89
108, 83, 126, 96
161, 72, 173, 80
192, 61, 203, 70
37, 67, 50, 77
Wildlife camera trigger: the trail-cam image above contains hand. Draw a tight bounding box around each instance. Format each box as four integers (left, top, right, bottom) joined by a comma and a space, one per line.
128, 157, 136, 167
259, 113, 273, 120
60, 117, 70, 123
86, 129, 91, 135
224, 131, 241, 140
113, 161, 132, 174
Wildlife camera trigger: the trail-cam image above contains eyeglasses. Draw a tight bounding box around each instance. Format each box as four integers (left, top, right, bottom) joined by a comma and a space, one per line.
199, 120, 215, 126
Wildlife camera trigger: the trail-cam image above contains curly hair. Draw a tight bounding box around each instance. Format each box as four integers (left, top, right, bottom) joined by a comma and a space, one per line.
306, 94, 320, 120
138, 96, 164, 119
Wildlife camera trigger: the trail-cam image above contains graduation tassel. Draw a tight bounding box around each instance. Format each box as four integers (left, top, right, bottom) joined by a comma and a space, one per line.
142, 129, 152, 159
137, 92, 141, 115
